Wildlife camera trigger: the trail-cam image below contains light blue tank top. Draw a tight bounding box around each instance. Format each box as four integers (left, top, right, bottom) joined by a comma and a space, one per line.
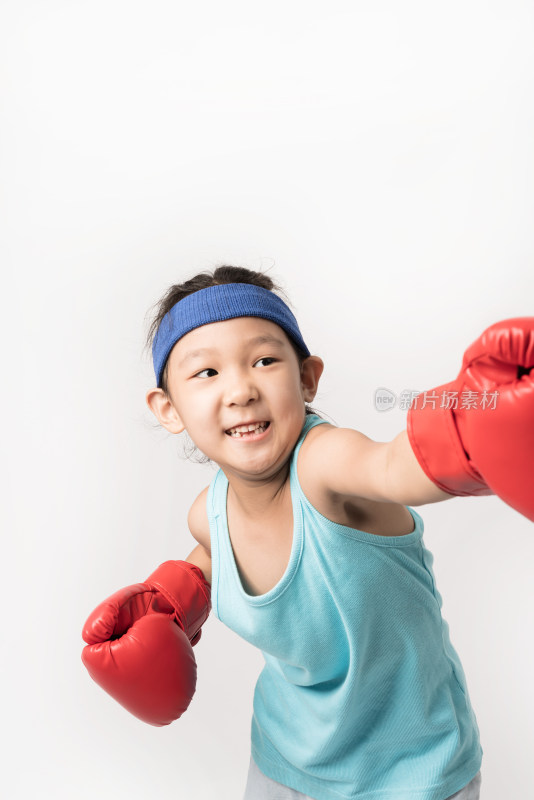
207, 414, 483, 800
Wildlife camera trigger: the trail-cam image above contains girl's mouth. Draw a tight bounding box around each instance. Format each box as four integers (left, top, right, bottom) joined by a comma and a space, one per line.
225, 421, 271, 441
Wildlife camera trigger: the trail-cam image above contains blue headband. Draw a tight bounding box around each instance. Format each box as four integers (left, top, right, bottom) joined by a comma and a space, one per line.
152, 282, 311, 387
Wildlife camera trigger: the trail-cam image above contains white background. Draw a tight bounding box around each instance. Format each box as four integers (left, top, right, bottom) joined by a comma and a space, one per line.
2, 1, 533, 798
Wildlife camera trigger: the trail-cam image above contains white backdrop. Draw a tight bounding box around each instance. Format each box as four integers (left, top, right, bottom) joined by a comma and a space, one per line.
2, 2, 533, 798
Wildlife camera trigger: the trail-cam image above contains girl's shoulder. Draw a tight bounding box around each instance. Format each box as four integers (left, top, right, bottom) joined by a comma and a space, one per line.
298, 421, 380, 500
299, 422, 338, 461
298, 422, 416, 536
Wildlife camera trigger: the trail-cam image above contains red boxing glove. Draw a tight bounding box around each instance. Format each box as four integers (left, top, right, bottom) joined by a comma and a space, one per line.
407, 318, 534, 521
81, 561, 211, 726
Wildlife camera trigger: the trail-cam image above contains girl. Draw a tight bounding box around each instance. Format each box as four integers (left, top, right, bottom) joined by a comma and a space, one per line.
83, 264, 531, 799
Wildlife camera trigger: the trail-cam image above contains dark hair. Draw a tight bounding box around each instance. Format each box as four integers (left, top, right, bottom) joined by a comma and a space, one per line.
143, 264, 325, 464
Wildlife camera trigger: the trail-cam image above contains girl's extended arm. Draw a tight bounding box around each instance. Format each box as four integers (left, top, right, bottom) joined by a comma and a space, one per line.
319, 317, 534, 516
386, 428, 456, 505
312, 426, 454, 507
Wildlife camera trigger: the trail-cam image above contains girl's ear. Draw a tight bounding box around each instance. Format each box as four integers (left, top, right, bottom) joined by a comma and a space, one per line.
301, 356, 324, 402
145, 387, 186, 434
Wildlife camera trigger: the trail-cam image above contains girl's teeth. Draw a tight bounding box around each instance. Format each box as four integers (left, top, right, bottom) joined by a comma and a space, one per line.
228, 422, 268, 437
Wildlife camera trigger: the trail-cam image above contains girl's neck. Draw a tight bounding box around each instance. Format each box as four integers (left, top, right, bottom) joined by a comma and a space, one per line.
227, 463, 290, 521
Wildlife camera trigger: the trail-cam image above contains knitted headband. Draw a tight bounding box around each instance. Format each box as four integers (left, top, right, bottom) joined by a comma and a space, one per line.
152, 282, 311, 387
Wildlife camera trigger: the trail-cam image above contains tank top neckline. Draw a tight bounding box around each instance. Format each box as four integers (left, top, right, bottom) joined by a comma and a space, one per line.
219, 459, 303, 606
214, 415, 325, 606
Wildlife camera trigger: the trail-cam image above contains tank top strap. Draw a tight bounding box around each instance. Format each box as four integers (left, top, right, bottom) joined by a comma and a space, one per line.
289, 413, 331, 481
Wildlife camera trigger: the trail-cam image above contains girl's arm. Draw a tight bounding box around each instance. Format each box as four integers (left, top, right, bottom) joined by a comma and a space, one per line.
318, 318, 534, 516
185, 484, 212, 585
185, 543, 212, 587
311, 426, 454, 506
386, 428, 456, 505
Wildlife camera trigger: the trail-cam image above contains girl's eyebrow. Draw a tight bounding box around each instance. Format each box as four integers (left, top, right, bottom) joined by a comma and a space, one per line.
178, 334, 285, 367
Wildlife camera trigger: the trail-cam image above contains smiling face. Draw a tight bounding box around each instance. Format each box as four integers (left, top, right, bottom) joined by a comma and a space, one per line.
146, 315, 324, 483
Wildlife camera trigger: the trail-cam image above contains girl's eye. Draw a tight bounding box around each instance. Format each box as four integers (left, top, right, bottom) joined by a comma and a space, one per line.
194, 368, 217, 378
193, 357, 277, 379
255, 357, 277, 368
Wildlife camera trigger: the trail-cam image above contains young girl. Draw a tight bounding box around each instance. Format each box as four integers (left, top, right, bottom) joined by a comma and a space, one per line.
81, 265, 533, 799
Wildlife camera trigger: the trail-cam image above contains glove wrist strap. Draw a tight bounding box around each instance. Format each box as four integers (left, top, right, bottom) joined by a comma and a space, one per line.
145, 561, 212, 642
407, 384, 492, 497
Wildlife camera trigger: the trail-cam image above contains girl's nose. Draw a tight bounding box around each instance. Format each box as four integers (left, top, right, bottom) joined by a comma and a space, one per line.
223, 374, 260, 405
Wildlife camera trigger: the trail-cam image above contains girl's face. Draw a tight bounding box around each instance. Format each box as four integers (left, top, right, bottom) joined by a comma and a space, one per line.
150, 316, 323, 478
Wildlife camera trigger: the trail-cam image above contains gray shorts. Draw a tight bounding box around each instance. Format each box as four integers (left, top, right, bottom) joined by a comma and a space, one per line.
243, 754, 482, 800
